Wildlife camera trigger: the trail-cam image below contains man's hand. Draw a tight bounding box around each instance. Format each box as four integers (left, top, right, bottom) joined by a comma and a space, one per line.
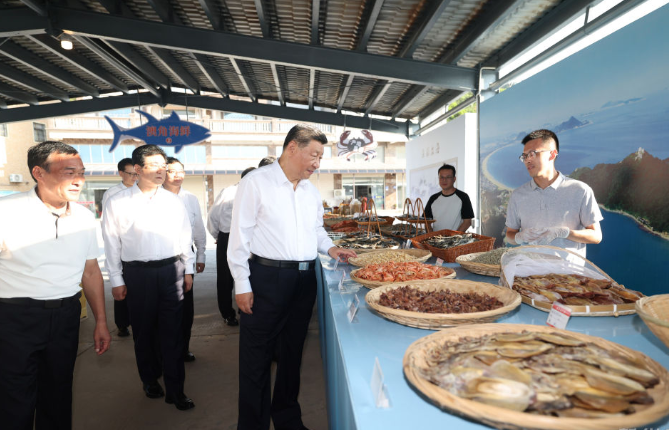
184, 274, 193, 292
196, 263, 205, 273
111, 285, 127, 301
94, 322, 111, 356
533, 227, 570, 245
328, 246, 357, 263
514, 228, 546, 245
236, 292, 254, 315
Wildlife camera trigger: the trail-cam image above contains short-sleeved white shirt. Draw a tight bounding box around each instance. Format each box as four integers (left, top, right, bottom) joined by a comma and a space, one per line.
505, 172, 603, 256
0, 187, 100, 299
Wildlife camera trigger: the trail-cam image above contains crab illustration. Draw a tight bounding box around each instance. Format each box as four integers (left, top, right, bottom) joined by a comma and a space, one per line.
337, 129, 377, 161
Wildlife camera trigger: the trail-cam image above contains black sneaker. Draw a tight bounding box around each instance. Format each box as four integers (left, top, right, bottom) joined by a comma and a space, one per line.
224, 316, 239, 326
184, 352, 196, 362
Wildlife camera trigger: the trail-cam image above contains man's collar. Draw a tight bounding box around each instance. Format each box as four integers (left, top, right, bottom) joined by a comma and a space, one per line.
31, 186, 72, 216
270, 160, 307, 189
530, 171, 564, 190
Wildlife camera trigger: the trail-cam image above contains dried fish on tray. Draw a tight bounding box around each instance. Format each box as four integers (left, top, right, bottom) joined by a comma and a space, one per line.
350, 261, 455, 288
424, 233, 479, 249
404, 324, 669, 430
333, 235, 400, 252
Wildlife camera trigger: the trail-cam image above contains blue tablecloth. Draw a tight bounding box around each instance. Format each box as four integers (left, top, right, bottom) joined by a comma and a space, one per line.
316, 256, 669, 430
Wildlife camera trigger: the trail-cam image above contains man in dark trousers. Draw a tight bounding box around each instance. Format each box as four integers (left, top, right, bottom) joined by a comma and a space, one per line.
102, 144, 196, 411
101, 157, 137, 338
0, 141, 111, 429
228, 124, 356, 430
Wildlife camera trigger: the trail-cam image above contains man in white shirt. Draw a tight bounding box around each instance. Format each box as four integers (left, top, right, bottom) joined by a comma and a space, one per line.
228, 124, 356, 430
102, 145, 196, 411
207, 166, 256, 326
0, 141, 110, 429
101, 157, 137, 338
164, 157, 206, 362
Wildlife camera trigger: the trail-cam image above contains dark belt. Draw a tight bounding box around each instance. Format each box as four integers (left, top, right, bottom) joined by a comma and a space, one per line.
0, 291, 81, 309
123, 255, 180, 268
250, 254, 315, 271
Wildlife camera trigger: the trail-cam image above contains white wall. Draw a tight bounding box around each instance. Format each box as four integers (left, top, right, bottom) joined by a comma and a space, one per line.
406, 113, 479, 229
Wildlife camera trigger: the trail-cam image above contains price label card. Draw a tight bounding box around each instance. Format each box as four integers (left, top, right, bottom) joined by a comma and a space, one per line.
435, 258, 444, 266
370, 357, 390, 408
338, 270, 346, 292
546, 302, 572, 329
404, 239, 412, 249
334, 257, 340, 271
347, 295, 360, 322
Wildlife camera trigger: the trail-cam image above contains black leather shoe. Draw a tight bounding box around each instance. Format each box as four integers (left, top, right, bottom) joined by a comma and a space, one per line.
117, 327, 130, 337
165, 393, 195, 410
224, 316, 239, 326
143, 381, 165, 399
184, 352, 196, 362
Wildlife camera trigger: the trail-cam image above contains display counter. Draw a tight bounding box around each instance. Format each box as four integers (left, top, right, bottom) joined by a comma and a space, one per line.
315, 256, 669, 430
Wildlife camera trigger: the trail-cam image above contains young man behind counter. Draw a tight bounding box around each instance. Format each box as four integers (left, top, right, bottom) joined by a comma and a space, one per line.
424, 163, 474, 232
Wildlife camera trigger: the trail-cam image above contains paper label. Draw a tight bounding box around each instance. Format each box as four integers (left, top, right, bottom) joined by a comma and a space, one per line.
347, 295, 360, 322
404, 239, 412, 249
338, 270, 346, 292
435, 258, 444, 266
546, 302, 572, 329
370, 357, 390, 408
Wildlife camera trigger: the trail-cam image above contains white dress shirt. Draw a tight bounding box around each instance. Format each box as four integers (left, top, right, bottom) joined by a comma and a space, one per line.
0, 187, 99, 299
176, 188, 207, 264
102, 184, 195, 288
227, 162, 334, 295
207, 184, 238, 236
101, 182, 130, 214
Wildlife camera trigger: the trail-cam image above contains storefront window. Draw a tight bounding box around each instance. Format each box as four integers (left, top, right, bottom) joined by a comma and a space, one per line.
341, 175, 386, 209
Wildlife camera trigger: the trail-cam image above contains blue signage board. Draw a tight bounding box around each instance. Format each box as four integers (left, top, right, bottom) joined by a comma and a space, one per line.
105, 111, 211, 153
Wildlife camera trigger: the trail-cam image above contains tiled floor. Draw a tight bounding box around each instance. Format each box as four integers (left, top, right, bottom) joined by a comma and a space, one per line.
73, 249, 327, 430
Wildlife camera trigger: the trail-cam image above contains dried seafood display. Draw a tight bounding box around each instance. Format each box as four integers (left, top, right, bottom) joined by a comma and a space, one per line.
513, 273, 645, 306
383, 224, 425, 237
349, 251, 422, 266
334, 235, 399, 250
417, 330, 660, 417
423, 233, 479, 249
397, 215, 434, 221
353, 262, 453, 282
330, 220, 358, 230
378, 286, 503, 314
470, 248, 509, 265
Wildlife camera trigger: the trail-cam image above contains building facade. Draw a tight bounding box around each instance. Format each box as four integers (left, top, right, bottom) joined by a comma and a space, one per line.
0, 106, 407, 216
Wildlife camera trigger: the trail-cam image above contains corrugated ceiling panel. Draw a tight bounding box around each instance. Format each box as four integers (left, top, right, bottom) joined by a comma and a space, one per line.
344, 76, 379, 111
314, 70, 345, 108
366, 0, 424, 57
207, 56, 247, 96
0, 76, 43, 99
79, 0, 111, 14
224, 0, 266, 37
171, 51, 209, 89
373, 82, 412, 115
279, 65, 310, 104
236, 59, 275, 98
403, 88, 452, 118
172, 0, 215, 29
321, 0, 365, 50
124, 0, 164, 22
132, 45, 179, 84
1, 57, 81, 95
274, 0, 312, 43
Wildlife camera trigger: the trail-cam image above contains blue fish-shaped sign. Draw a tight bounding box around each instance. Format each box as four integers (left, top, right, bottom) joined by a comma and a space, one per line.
105, 111, 211, 153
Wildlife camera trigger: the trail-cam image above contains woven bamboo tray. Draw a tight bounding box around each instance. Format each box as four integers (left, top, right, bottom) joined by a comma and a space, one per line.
333, 237, 400, 253
500, 245, 637, 317
350, 264, 455, 289
455, 251, 502, 277
404, 323, 669, 430
412, 229, 495, 262
365, 279, 521, 329
348, 249, 432, 267
323, 217, 354, 227
636, 295, 669, 349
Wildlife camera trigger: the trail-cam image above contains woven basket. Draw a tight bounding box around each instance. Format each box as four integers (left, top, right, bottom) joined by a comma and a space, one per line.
455, 252, 501, 277
323, 217, 353, 227
404, 323, 669, 430
348, 249, 432, 267
412, 229, 495, 262
365, 279, 521, 329
350, 264, 455, 289
500, 245, 637, 317
636, 295, 669, 349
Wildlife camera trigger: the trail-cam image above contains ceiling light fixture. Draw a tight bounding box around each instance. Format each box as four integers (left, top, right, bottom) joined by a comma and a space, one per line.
60, 34, 73, 50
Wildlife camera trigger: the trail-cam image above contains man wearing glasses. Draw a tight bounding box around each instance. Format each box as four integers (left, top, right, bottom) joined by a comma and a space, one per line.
505, 129, 602, 256
425, 163, 474, 232
102, 145, 196, 411
163, 157, 206, 363
101, 157, 137, 338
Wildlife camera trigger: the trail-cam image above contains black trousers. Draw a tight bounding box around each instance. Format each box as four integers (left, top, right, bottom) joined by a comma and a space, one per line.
114, 297, 130, 329
0, 296, 81, 430
216, 232, 235, 319
182, 276, 194, 357
238, 261, 317, 430
123, 260, 185, 397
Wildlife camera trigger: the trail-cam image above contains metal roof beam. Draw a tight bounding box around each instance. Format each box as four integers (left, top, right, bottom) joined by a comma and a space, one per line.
308, 69, 315, 109
0, 39, 100, 97
311, 0, 321, 45
336, 75, 354, 113
0, 81, 39, 105
391, 85, 429, 119
19, 0, 47, 17
254, 0, 271, 39
72, 36, 160, 97
357, 0, 385, 51
270, 63, 285, 106
192, 56, 229, 97
0, 63, 69, 101
416, 90, 462, 120
364, 80, 391, 115
50, 7, 477, 91
485, 0, 596, 68
0, 99, 7, 109
149, 48, 200, 92
198, 0, 223, 30
102, 41, 170, 89
398, 0, 454, 58
27, 34, 129, 93
0, 8, 47, 37
439, 1, 523, 65
230, 59, 256, 101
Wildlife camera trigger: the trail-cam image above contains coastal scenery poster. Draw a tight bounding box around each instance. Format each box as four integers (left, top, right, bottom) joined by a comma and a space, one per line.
479, 5, 669, 295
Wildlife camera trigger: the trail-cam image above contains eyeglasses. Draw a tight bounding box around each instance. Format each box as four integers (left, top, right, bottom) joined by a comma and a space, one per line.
167, 170, 185, 176
439, 176, 454, 180
143, 163, 167, 170
122, 171, 139, 177
519, 150, 551, 162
